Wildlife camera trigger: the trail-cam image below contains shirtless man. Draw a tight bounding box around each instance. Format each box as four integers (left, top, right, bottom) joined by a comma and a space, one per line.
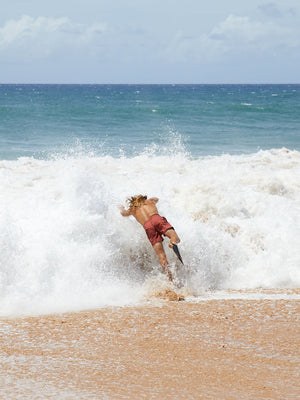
120, 195, 180, 281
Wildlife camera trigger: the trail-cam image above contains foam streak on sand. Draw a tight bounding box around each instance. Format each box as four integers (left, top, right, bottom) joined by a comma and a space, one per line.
0, 297, 299, 399
0, 148, 300, 315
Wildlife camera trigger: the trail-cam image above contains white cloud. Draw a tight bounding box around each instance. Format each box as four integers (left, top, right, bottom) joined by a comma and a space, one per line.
0, 15, 107, 58
164, 12, 300, 63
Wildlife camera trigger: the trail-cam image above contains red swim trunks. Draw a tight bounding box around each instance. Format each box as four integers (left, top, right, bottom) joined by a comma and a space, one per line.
143, 214, 173, 246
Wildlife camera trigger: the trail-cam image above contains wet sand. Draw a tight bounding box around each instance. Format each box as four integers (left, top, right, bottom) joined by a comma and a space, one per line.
0, 294, 299, 399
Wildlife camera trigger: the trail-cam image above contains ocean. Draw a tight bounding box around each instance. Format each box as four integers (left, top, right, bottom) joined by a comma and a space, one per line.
0, 84, 299, 316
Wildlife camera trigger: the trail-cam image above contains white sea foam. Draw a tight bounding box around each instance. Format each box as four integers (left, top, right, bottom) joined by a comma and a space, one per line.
0, 147, 299, 315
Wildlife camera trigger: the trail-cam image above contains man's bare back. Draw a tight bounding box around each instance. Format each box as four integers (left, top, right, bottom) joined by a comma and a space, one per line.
120, 197, 159, 225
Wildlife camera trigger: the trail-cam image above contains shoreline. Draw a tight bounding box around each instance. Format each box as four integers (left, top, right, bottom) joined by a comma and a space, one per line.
0, 293, 299, 399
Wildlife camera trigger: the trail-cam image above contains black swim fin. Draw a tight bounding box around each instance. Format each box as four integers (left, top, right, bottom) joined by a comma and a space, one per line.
172, 243, 184, 264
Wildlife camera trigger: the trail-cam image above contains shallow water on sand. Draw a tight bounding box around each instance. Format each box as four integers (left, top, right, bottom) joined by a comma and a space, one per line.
0, 290, 299, 399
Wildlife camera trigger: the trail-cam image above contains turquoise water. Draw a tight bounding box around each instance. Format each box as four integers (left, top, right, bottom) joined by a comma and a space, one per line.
1, 84, 299, 159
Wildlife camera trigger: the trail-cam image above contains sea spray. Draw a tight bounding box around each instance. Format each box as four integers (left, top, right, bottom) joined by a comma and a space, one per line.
0, 148, 299, 315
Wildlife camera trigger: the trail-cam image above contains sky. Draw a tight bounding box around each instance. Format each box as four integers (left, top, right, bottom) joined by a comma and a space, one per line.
0, 0, 299, 83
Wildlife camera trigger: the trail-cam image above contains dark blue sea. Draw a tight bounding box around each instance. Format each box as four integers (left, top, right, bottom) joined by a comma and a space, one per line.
1, 84, 299, 159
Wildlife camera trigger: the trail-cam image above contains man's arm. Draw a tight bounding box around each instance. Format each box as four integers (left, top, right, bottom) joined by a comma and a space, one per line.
148, 197, 159, 203
119, 205, 131, 217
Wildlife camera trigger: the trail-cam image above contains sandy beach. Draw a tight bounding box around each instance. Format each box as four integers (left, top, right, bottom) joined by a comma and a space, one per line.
0, 291, 299, 399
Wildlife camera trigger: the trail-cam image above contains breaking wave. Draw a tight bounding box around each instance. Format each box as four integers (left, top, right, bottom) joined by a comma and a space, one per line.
0, 146, 299, 315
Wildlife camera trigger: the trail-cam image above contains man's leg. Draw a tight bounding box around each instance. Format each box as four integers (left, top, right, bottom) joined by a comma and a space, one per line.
152, 241, 173, 281
164, 228, 180, 248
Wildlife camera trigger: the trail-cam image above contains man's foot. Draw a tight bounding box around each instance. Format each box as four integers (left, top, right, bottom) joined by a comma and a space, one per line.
162, 264, 173, 281
166, 269, 173, 281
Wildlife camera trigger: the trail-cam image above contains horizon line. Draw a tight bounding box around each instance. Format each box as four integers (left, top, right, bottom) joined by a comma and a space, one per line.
1, 82, 300, 85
